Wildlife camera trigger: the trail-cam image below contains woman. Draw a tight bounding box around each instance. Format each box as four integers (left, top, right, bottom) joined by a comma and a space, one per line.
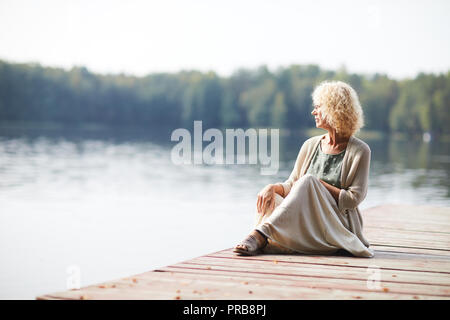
234, 80, 374, 258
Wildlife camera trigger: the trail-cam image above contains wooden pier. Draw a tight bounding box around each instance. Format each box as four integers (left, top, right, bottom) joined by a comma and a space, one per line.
37, 204, 450, 300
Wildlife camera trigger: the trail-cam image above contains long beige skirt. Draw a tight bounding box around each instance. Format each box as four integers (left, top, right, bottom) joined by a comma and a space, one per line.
254, 174, 374, 258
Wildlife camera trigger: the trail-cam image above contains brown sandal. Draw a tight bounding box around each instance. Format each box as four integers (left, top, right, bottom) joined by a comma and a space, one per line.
233, 231, 268, 256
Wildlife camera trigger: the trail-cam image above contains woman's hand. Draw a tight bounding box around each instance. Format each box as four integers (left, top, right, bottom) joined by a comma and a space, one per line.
256, 184, 276, 214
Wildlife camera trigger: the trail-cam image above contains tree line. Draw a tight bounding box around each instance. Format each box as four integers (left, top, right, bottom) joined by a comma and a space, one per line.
0, 60, 449, 136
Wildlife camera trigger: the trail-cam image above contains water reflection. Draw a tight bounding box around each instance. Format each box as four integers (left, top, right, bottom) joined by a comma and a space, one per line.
1, 126, 449, 207
368, 136, 450, 202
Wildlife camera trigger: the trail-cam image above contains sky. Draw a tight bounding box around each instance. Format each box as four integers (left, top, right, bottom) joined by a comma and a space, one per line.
0, 0, 449, 79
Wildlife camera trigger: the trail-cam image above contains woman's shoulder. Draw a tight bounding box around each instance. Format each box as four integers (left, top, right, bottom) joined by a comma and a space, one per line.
349, 136, 371, 155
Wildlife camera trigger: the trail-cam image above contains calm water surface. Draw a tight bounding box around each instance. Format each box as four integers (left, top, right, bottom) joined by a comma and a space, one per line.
0, 127, 449, 299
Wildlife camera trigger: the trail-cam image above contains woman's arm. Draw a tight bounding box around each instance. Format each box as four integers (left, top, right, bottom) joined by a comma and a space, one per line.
338, 143, 371, 212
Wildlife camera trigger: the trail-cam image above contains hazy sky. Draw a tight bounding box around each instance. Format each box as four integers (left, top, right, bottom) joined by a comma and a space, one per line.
0, 0, 449, 79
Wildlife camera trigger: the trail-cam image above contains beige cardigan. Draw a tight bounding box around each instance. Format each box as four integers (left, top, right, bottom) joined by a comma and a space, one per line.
278, 134, 371, 248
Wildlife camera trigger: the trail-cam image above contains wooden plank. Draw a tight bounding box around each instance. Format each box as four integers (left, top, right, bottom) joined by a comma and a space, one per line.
370, 245, 450, 256
364, 224, 450, 234
369, 242, 450, 252
179, 256, 450, 286
364, 228, 450, 241
362, 205, 450, 233
38, 269, 447, 300
363, 235, 450, 250
207, 250, 450, 274
158, 265, 450, 297
370, 246, 450, 257
362, 231, 450, 249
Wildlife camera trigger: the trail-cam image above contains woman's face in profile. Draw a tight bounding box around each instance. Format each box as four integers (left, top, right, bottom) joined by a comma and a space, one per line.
311, 105, 328, 129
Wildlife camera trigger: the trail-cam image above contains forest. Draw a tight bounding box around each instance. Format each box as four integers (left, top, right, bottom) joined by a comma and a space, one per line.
0, 59, 449, 137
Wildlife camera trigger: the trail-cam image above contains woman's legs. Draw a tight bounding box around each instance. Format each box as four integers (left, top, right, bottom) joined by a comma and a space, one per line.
234, 191, 294, 255
233, 192, 284, 255
256, 174, 321, 249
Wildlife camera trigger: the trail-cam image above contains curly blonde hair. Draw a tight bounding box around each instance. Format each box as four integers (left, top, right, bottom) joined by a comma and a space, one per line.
311, 81, 364, 137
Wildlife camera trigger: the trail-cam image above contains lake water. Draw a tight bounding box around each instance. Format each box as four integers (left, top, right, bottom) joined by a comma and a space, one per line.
0, 126, 449, 299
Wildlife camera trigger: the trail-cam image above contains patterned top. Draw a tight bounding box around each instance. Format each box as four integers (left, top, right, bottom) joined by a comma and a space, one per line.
306, 141, 346, 188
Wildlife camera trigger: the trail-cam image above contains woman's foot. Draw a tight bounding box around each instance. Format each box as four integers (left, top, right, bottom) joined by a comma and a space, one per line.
233, 230, 268, 256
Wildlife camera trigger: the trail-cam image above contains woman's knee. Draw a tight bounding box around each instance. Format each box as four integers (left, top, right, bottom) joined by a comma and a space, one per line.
302, 173, 315, 181
295, 173, 318, 187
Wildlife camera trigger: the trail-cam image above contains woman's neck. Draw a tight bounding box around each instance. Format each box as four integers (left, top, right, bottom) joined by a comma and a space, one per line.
324, 130, 349, 147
